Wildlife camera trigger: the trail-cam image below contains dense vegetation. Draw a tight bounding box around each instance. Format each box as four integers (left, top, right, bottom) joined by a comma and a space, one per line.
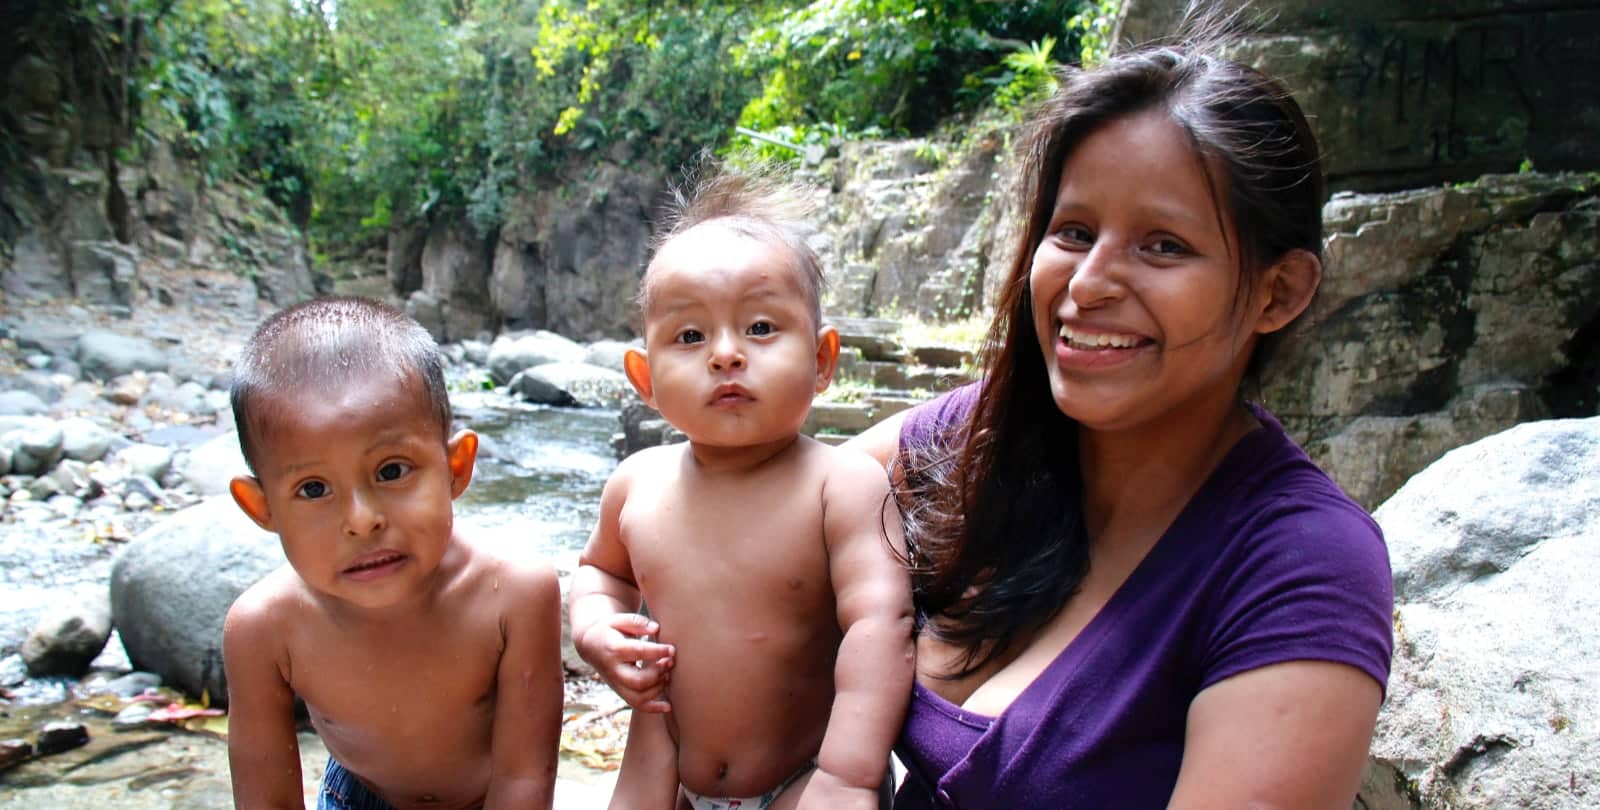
7, 0, 1110, 263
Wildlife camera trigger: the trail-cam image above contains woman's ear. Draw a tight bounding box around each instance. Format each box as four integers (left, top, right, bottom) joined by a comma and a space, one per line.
814, 326, 841, 393
447, 429, 478, 499
230, 476, 274, 532
623, 348, 655, 407
1254, 249, 1322, 335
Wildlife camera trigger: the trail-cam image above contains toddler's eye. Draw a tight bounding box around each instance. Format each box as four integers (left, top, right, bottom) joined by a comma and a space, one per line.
748, 321, 774, 336
377, 462, 411, 482
297, 480, 329, 499
676, 329, 704, 345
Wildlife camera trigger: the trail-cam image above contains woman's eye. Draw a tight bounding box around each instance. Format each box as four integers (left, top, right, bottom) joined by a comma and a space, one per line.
676, 329, 704, 345
748, 321, 773, 336
377, 462, 411, 482
1150, 237, 1189, 256
1056, 224, 1093, 245
296, 481, 329, 499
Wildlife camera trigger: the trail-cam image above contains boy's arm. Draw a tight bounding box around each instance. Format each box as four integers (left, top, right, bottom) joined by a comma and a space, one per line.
222, 584, 307, 810
485, 558, 564, 809
571, 462, 675, 711
804, 451, 916, 809
607, 710, 682, 810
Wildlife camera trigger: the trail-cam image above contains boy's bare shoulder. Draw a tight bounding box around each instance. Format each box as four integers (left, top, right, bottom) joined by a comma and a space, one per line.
224, 565, 308, 644
456, 532, 559, 600
813, 439, 895, 489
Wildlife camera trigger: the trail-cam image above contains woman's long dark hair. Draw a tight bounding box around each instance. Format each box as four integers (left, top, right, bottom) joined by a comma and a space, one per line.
897, 13, 1327, 677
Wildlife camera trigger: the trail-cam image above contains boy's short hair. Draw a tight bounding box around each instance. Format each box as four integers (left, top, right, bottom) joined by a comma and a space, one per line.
642, 160, 825, 327
230, 296, 452, 474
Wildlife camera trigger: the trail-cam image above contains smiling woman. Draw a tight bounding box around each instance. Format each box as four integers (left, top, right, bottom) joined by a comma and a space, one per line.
842, 12, 1394, 810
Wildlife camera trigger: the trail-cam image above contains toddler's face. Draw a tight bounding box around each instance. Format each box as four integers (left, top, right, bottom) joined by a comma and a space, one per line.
636, 224, 832, 449
242, 372, 470, 610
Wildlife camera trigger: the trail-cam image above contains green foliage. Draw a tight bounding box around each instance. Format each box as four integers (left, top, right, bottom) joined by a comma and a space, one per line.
89, 0, 1099, 261
1067, 0, 1120, 67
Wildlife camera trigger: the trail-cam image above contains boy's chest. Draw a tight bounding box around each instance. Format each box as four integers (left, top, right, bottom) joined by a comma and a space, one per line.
287, 613, 503, 734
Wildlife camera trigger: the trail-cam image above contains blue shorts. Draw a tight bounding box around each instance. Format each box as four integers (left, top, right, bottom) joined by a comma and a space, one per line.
317, 758, 395, 810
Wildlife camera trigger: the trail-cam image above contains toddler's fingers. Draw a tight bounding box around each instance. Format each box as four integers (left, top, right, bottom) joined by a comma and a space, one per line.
623, 639, 675, 663
609, 613, 660, 638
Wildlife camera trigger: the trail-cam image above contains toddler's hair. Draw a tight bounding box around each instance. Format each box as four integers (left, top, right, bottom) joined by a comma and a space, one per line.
230, 296, 452, 473
642, 159, 825, 326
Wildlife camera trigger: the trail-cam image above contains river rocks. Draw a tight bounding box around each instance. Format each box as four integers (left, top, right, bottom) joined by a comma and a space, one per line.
487, 330, 589, 384
0, 390, 49, 416
1, 419, 64, 476
174, 431, 248, 496
110, 496, 285, 704
1363, 416, 1600, 809
509, 362, 632, 408
59, 417, 116, 462
74, 329, 169, 381
21, 589, 112, 677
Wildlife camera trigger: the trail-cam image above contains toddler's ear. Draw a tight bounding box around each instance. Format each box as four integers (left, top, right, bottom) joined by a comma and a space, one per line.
230, 476, 274, 531
814, 326, 841, 393
623, 348, 656, 407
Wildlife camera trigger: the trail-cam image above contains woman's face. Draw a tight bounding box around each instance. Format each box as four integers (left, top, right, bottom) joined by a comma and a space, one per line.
1027, 109, 1273, 435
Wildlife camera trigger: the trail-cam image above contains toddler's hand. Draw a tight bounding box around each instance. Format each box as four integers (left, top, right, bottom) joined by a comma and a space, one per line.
575, 613, 675, 713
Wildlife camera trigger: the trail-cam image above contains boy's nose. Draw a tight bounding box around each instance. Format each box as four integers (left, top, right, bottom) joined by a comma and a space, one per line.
343, 490, 386, 537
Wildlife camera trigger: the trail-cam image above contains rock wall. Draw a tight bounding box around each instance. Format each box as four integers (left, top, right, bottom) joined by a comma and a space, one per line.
1118, 0, 1600, 193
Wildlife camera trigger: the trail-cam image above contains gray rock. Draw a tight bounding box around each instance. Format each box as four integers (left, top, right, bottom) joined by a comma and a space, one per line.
0, 390, 48, 416
21, 590, 113, 677
583, 339, 640, 374
3, 421, 64, 476
75, 330, 169, 381
104, 671, 163, 698
59, 418, 115, 463
176, 431, 248, 496
1364, 416, 1600, 810
110, 496, 285, 704
511, 362, 631, 408
487, 331, 589, 384
112, 443, 174, 481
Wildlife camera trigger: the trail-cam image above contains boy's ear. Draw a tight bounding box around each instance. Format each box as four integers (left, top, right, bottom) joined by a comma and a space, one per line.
814, 326, 841, 393
623, 348, 656, 407
229, 476, 274, 531
446, 429, 478, 499
1254, 249, 1322, 335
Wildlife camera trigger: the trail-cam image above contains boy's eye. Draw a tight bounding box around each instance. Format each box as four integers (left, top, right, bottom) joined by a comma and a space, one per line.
296, 480, 329, 499
676, 329, 704, 345
748, 321, 774, 336
377, 462, 411, 482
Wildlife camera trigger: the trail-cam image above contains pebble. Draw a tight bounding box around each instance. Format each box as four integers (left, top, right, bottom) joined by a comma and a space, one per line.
34, 721, 89, 756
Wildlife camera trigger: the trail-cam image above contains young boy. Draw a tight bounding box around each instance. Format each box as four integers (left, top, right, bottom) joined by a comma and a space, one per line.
222, 296, 563, 810
570, 169, 914, 810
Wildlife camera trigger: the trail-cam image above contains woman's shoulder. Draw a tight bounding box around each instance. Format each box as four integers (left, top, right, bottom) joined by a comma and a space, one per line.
898, 382, 982, 447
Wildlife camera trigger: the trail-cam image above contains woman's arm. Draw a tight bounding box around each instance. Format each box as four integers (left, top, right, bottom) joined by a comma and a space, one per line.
838, 409, 909, 469
1170, 660, 1382, 810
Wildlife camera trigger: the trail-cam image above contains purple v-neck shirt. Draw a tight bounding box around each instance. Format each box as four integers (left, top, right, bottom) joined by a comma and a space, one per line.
892, 384, 1393, 809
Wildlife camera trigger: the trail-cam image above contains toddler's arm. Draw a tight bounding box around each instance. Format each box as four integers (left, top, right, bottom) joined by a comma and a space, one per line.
571, 463, 675, 712
222, 585, 308, 809
485, 557, 564, 808
804, 451, 916, 810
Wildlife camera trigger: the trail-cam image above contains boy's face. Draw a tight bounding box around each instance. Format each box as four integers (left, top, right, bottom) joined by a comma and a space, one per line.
627, 223, 838, 449
229, 371, 476, 611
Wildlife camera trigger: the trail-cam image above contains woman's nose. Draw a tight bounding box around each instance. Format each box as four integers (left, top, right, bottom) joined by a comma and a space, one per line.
1067, 242, 1127, 308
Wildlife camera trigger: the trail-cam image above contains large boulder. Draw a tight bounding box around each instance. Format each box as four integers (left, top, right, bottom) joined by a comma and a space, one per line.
75, 329, 170, 381
1360, 416, 1600, 809
486, 331, 588, 385
110, 496, 284, 704
508, 362, 631, 408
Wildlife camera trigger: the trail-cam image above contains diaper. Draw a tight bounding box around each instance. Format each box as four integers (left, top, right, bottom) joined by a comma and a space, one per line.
680, 761, 815, 810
